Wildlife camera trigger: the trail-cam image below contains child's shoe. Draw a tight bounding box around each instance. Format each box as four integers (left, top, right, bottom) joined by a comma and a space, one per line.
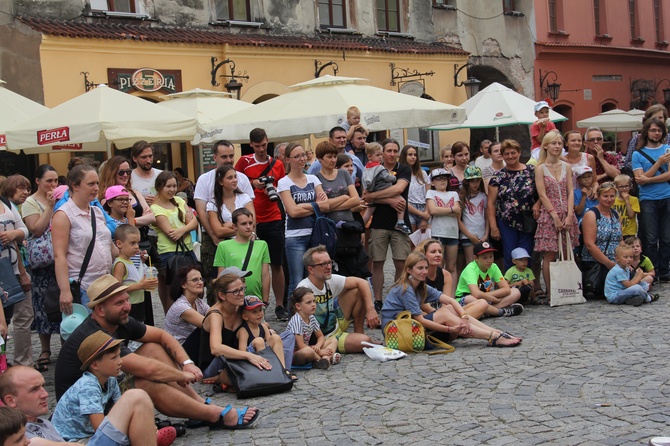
394, 222, 411, 234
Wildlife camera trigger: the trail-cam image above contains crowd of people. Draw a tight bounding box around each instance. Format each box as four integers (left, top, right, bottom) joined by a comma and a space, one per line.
0, 101, 667, 445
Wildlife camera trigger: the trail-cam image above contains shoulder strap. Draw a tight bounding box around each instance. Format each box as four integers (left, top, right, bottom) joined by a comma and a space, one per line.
0, 195, 11, 209
638, 149, 669, 174
310, 202, 321, 218
258, 158, 277, 178
78, 207, 97, 282
241, 239, 254, 271
424, 334, 456, 355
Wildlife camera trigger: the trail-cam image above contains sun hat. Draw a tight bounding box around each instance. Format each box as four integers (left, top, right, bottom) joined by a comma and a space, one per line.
573, 166, 593, 177
218, 266, 252, 278
511, 247, 531, 260
464, 165, 483, 180
60, 303, 90, 341
243, 295, 264, 310
53, 185, 69, 200
77, 330, 124, 371
105, 185, 129, 202
473, 241, 497, 256
86, 274, 130, 309
430, 168, 451, 180
534, 101, 551, 112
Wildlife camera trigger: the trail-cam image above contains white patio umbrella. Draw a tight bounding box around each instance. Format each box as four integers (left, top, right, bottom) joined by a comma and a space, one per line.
6, 84, 197, 154
158, 88, 254, 145
576, 109, 644, 132
199, 75, 466, 143
0, 80, 49, 150
428, 82, 567, 141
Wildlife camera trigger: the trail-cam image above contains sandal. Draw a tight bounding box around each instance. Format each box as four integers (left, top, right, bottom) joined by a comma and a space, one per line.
209, 405, 260, 430
33, 363, 48, 373
651, 293, 661, 302
36, 351, 51, 366
487, 332, 522, 348
284, 369, 298, 382
156, 426, 177, 446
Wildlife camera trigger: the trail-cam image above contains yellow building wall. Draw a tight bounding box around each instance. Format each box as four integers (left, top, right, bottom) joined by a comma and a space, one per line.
36, 37, 470, 175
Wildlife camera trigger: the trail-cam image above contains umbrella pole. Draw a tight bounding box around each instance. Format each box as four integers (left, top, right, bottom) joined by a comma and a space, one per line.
106, 141, 112, 159
496, 126, 500, 143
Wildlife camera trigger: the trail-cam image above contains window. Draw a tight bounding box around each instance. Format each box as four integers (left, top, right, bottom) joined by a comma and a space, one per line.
319, 0, 346, 28
377, 0, 400, 32
433, 0, 456, 7
549, 0, 556, 33
629, 0, 639, 39
216, 0, 250, 21
594, 0, 600, 35
655, 0, 665, 42
90, 0, 143, 13
594, 0, 609, 36
503, 0, 515, 14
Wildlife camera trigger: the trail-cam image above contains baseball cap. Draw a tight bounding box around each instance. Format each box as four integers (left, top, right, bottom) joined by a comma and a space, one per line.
60, 303, 90, 341
430, 168, 451, 180
511, 247, 531, 260
86, 274, 130, 309
105, 185, 129, 202
473, 241, 497, 256
464, 165, 483, 180
53, 185, 68, 200
534, 101, 551, 112
573, 166, 593, 177
218, 266, 252, 278
243, 295, 264, 310
77, 330, 124, 371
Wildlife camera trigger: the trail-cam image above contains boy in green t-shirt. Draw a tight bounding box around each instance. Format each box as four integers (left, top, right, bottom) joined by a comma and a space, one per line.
504, 247, 537, 304
455, 241, 523, 318
213, 208, 271, 305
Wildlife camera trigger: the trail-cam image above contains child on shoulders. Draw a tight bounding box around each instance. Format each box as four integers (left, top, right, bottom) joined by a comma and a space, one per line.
341, 105, 369, 141
604, 244, 659, 306
284, 287, 340, 369
530, 101, 558, 159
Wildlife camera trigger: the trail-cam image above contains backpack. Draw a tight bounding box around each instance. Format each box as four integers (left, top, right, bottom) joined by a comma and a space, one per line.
309, 203, 337, 258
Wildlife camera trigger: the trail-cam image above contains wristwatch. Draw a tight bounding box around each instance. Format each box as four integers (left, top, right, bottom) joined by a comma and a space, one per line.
182, 359, 194, 366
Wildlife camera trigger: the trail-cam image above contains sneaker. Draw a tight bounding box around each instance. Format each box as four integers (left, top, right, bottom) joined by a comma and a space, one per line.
501, 304, 524, 317
624, 295, 645, 306
275, 306, 288, 322
394, 222, 412, 235
374, 300, 383, 312
331, 352, 341, 365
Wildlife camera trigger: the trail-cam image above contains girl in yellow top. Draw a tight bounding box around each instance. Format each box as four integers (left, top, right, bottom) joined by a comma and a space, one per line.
150, 171, 198, 312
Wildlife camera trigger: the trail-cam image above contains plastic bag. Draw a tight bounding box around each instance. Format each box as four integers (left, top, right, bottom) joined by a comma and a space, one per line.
409, 228, 431, 247
361, 341, 407, 362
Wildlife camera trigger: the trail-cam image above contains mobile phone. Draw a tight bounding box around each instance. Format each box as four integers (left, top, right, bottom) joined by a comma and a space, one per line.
665, 147, 670, 156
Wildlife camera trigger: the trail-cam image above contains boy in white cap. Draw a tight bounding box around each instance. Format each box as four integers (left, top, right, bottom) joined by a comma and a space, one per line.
505, 247, 537, 304
530, 101, 557, 159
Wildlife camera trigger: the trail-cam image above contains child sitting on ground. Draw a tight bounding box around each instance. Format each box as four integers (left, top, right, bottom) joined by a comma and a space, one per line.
454, 241, 524, 318
285, 287, 340, 369
237, 295, 295, 381
612, 174, 640, 237
112, 224, 157, 322
573, 166, 599, 221
0, 406, 28, 446
624, 237, 655, 285
604, 244, 659, 306
362, 142, 410, 234
504, 247, 539, 305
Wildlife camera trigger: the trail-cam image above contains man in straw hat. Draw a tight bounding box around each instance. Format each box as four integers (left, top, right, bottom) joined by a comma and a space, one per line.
54, 274, 259, 430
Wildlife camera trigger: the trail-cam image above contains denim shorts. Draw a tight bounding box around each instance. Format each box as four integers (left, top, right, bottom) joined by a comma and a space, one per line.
436, 237, 460, 247
87, 418, 130, 446
408, 203, 427, 226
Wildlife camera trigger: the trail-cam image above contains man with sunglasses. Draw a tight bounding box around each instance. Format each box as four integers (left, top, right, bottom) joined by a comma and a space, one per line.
584, 127, 621, 183
296, 246, 380, 354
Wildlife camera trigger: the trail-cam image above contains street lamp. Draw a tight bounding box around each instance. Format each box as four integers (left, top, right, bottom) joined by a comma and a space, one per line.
539, 69, 561, 102
631, 78, 652, 108
655, 79, 670, 103
210, 57, 249, 100
453, 63, 481, 99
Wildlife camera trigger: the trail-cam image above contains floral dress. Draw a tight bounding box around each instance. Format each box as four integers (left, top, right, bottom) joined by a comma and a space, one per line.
489, 165, 537, 231
534, 163, 580, 252
581, 209, 622, 263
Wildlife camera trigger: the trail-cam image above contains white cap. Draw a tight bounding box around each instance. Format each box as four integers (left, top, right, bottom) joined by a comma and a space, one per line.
573, 166, 593, 177
534, 101, 551, 112
511, 247, 531, 260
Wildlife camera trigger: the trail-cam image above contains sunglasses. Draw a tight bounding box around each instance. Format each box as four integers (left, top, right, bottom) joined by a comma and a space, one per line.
117, 169, 132, 176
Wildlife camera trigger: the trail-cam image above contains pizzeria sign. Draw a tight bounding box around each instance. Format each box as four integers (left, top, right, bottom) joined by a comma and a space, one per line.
108, 68, 182, 94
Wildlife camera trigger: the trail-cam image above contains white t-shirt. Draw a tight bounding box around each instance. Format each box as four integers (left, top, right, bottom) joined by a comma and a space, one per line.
407, 170, 429, 206
277, 174, 322, 238
297, 274, 346, 299
194, 168, 254, 204
474, 156, 493, 170
459, 192, 487, 240
205, 193, 253, 223
131, 168, 161, 199
426, 190, 460, 239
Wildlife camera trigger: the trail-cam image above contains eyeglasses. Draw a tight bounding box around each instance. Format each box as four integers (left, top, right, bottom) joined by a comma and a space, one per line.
586, 137, 603, 143
189, 277, 204, 283
291, 153, 307, 160
113, 198, 130, 203
616, 185, 630, 189
117, 169, 132, 176
310, 260, 333, 268
224, 286, 247, 296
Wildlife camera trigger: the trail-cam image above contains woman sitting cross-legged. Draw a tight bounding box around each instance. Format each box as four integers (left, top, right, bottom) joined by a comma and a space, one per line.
380, 252, 522, 348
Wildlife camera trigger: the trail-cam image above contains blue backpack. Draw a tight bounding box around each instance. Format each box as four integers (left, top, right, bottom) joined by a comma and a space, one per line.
309, 202, 337, 258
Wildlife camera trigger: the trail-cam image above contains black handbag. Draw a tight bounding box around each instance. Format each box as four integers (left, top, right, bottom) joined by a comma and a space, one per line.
0, 256, 25, 309
225, 347, 294, 399
520, 210, 537, 233
165, 239, 199, 285
44, 207, 95, 322
581, 261, 609, 299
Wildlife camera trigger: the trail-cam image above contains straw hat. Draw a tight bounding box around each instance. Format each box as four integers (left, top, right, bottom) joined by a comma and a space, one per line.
77, 330, 124, 371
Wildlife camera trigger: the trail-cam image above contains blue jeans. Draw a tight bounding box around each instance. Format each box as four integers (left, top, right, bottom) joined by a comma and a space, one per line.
607, 282, 649, 305
638, 198, 670, 277
498, 218, 534, 271
285, 235, 311, 301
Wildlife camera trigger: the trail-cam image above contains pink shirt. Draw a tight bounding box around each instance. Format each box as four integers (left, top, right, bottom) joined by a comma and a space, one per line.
56, 199, 113, 291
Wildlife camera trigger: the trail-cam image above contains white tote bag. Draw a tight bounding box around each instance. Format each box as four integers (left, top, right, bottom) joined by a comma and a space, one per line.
550, 232, 587, 307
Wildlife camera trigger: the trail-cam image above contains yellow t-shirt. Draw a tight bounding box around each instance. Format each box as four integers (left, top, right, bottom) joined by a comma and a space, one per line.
150, 196, 193, 254
612, 195, 639, 237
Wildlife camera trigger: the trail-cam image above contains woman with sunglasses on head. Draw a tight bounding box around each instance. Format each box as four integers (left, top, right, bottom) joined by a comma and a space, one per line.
165, 265, 209, 365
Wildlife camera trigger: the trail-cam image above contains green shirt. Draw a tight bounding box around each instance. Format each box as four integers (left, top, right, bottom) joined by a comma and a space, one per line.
504, 265, 536, 284
213, 238, 270, 299
455, 261, 503, 298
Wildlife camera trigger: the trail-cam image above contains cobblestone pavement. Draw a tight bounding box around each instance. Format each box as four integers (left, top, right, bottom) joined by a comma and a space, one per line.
8, 269, 670, 445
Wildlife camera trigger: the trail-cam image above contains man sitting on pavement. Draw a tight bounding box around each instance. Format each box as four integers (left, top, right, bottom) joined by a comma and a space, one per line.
296, 245, 380, 354
54, 274, 259, 430
0, 365, 160, 445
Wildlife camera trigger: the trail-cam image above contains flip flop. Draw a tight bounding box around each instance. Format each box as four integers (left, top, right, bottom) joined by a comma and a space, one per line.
209, 405, 260, 430
284, 369, 298, 381
487, 332, 521, 348
36, 351, 51, 366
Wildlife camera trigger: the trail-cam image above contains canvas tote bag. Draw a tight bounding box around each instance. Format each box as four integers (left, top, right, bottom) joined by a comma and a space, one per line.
550, 232, 587, 307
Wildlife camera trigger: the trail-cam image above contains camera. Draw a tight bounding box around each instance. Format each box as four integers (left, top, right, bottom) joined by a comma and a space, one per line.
258, 176, 279, 202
